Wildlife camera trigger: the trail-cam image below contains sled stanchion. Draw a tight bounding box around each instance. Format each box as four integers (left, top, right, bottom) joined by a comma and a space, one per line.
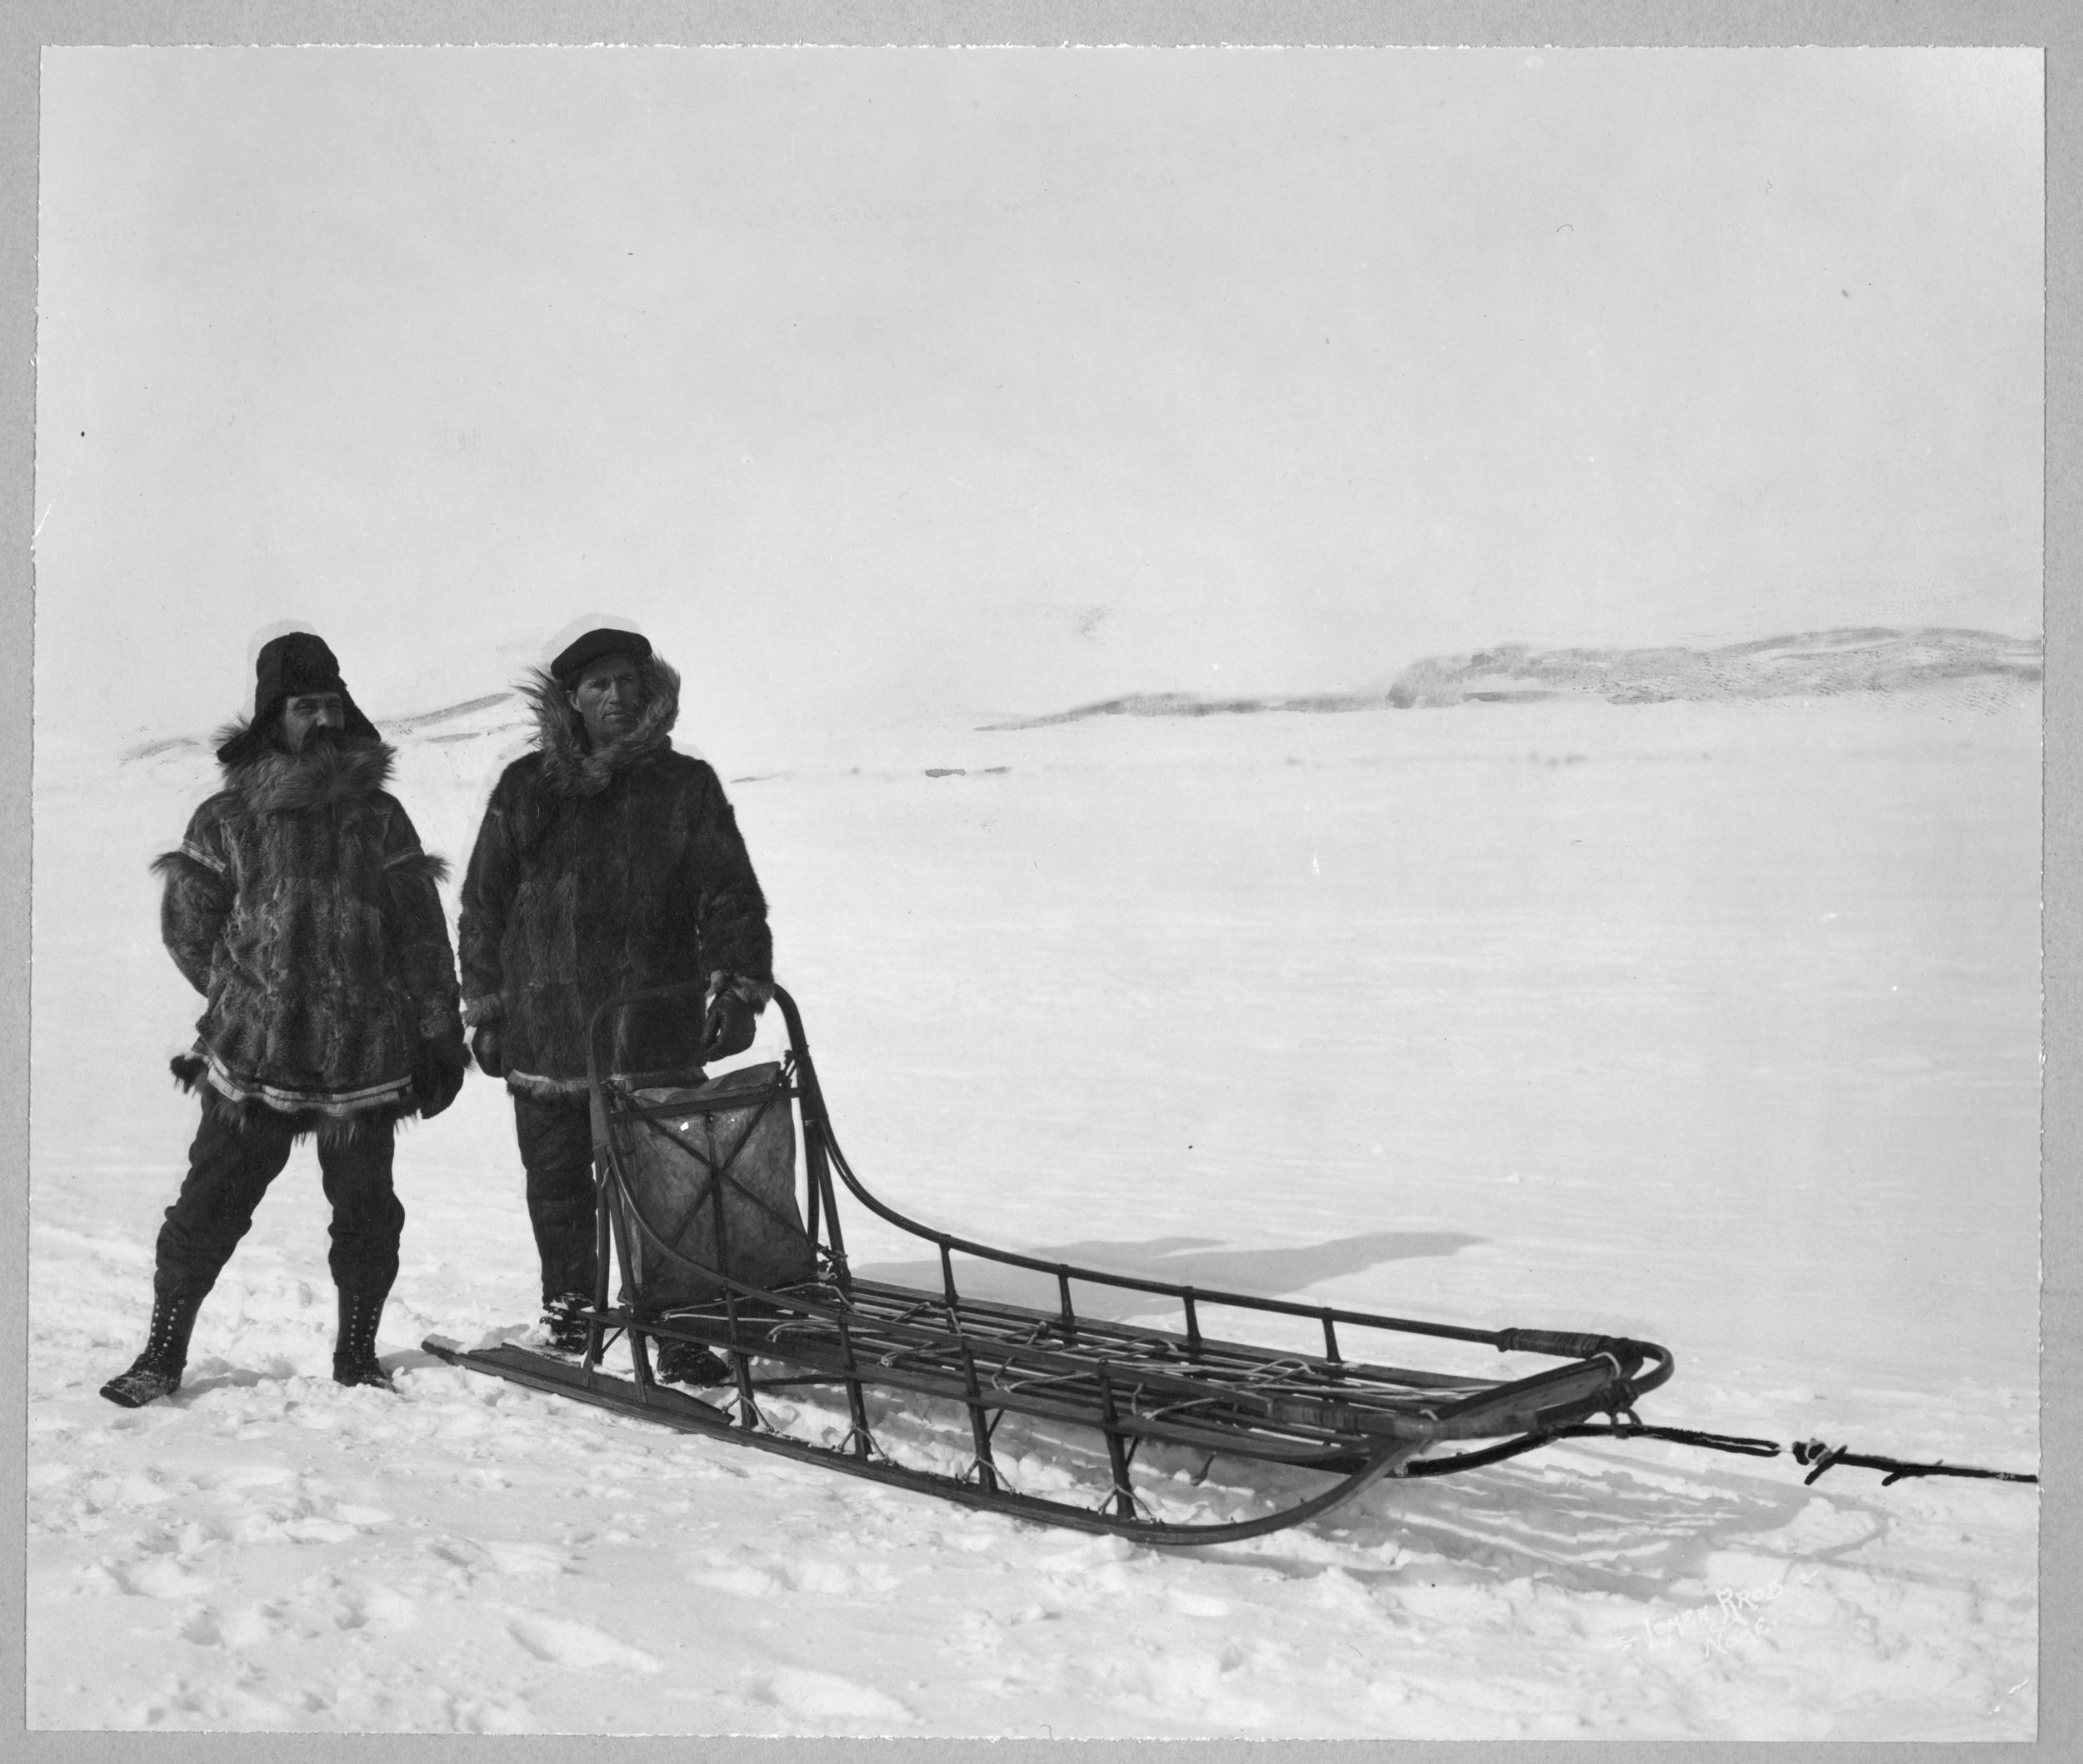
1057, 1268, 1078, 1344
707, 1139, 733, 1317
585, 1067, 617, 1376
607, 1176, 662, 1398
1322, 1314, 1344, 1377
960, 1341, 1000, 1493
776, 990, 849, 1289
1182, 1289, 1202, 1357
836, 1310, 875, 1459
808, 1136, 850, 1289
817, 1142, 851, 1292
732, 1353, 762, 1429
940, 1242, 996, 1482
799, 1069, 822, 1254
587, 1193, 612, 1376
1096, 1365, 1136, 1519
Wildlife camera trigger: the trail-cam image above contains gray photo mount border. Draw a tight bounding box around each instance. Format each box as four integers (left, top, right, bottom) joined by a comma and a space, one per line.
2, 4, 2072, 1762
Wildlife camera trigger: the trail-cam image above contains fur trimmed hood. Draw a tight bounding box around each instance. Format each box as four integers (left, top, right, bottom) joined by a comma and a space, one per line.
522, 653, 682, 797
212, 725, 400, 815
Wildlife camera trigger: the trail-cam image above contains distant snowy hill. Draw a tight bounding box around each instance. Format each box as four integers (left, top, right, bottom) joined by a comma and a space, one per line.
983, 627, 2042, 728
107, 626, 2041, 778
1381, 627, 2042, 709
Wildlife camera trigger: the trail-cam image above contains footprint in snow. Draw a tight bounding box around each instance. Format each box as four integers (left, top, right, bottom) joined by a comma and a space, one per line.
442, 1691, 537, 1735
201, 1462, 299, 1493
106, 1472, 176, 1508
784, 1557, 902, 1597
1760, 1497, 1884, 1557
506, 1612, 662, 1674
420, 1535, 492, 1582
70, 1560, 123, 1597
750, 1666, 917, 1727
280, 1516, 363, 1545
328, 1580, 422, 1633
111, 1556, 214, 1599
1165, 1589, 1233, 1618
688, 1562, 784, 1597
177, 1607, 223, 1647
217, 1603, 285, 1648
483, 1541, 569, 1577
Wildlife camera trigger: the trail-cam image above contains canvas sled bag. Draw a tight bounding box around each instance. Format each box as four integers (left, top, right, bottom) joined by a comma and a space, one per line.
610, 1062, 815, 1309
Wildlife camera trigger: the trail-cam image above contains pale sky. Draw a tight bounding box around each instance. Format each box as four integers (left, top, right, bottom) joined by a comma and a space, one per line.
33, 47, 2043, 757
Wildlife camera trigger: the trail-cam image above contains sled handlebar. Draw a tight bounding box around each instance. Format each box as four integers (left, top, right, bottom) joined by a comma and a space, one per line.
1495, 1328, 1629, 1362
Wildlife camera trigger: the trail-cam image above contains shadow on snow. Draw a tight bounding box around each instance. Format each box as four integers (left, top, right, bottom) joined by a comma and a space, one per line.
854, 1229, 1484, 1322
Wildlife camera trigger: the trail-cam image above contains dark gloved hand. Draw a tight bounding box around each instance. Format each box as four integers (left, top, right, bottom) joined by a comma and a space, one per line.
470, 1024, 504, 1079
414, 1032, 468, 1119
699, 992, 757, 1061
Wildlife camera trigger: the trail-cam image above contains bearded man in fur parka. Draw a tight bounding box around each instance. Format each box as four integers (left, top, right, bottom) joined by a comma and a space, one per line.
100, 632, 467, 1409
458, 627, 773, 1354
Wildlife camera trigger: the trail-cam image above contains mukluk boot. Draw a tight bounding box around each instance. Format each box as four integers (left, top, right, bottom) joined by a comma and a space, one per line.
100, 1290, 205, 1408
332, 1287, 394, 1391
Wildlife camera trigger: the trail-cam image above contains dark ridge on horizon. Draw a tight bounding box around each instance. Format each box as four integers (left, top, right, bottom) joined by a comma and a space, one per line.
383, 692, 516, 733
125, 735, 204, 760
122, 691, 524, 764
978, 627, 2042, 730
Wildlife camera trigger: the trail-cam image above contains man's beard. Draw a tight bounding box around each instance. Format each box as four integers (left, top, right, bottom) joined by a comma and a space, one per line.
296, 724, 347, 754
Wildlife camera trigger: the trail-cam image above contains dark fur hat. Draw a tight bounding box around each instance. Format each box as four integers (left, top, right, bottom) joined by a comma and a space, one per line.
216, 632, 381, 766
550, 627, 652, 687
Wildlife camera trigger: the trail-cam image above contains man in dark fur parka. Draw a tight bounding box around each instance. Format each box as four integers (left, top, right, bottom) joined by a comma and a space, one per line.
101, 632, 467, 1408
458, 627, 773, 1354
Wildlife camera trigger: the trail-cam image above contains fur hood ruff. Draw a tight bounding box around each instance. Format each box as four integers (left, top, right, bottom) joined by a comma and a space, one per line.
209, 724, 402, 815
521, 654, 682, 797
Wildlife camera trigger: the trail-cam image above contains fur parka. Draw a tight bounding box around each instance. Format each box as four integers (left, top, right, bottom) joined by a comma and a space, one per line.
457, 654, 773, 1096
155, 733, 463, 1122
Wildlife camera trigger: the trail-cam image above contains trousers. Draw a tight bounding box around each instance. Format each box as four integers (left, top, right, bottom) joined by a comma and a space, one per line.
512, 1091, 598, 1307
153, 1098, 403, 1301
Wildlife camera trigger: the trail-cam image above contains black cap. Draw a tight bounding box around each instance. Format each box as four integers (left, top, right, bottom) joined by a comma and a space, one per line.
216, 632, 381, 764
551, 627, 652, 687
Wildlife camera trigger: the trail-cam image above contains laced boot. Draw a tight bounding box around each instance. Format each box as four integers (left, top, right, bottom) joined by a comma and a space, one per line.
332, 1288, 394, 1391
537, 1292, 595, 1357
100, 1290, 204, 1408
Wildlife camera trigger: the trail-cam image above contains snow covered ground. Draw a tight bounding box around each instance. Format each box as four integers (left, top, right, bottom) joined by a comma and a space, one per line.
27, 682, 2040, 1737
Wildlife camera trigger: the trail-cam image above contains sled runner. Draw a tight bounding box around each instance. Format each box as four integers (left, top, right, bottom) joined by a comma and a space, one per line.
426, 983, 1677, 1544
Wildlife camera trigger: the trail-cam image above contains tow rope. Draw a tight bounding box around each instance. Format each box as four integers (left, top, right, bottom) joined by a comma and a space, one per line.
1523, 1420, 2038, 1487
